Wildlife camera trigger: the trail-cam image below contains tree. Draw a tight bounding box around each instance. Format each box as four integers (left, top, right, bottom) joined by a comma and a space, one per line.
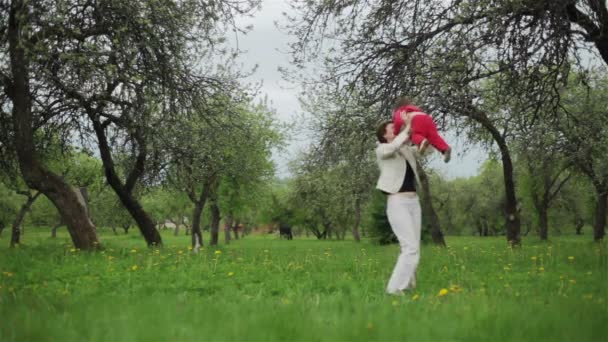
1, 0, 261, 248
1, 0, 100, 249
557, 68, 608, 241
285, 0, 608, 245
164, 95, 281, 249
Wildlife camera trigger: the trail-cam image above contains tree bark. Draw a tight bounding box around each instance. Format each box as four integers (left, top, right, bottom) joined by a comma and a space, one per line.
90, 119, 161, 246
10, 191, 41, 247
224, 216, 232, 245
351, 198, 362, 242
539, 204, 549, 241
210, 200, 220, 246
467, 107, 521, 246
6, 1, 100, 250
593, 189, 607, 242
232, 221, 240, 240
191, 201, 205, 251
51, 222, 64, 238
416, 163, 447, 247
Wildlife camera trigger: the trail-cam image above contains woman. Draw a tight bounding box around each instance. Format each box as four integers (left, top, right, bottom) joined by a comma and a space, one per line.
375, 119, 423, 295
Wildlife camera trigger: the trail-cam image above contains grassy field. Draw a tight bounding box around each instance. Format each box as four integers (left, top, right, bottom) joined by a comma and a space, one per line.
0, 229, 606, 341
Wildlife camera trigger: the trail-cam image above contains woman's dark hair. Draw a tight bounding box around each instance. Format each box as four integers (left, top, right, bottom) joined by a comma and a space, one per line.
376, 121, 392, 143
393, 96, 412, 110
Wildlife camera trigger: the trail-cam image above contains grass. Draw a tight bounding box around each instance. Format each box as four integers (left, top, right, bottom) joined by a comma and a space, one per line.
0, 229, 606, 341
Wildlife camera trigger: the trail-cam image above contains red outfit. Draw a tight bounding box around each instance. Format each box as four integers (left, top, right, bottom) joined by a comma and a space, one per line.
393, 105, 450, 152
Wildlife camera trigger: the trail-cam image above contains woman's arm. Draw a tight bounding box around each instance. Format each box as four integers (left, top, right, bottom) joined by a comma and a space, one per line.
376, 124, 411, 159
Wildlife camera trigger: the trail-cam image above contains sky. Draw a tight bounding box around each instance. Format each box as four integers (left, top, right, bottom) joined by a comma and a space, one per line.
230, 0, 487, 180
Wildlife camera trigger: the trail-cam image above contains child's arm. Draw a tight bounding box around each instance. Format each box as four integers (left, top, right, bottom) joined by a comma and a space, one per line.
376, 124, 411, 160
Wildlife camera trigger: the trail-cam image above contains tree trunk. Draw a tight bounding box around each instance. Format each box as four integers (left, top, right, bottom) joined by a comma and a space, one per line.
122, 224, 130, 234
90, 120, 161, 247
468, 107, 521, 246
416, 163, 447, 247
224, 216, 232, 245
232, 222, 240, 240
10, 192, 41, 247
574, 216, 584, 235
51, 222, 64, 238
6, 0, 100, 250
351, 199, 362, 242
593, 190, 607, 242
191, 202, 204, 251
111, 225, 118, 235
538, 203, 549, 241
210, 201, 220, 246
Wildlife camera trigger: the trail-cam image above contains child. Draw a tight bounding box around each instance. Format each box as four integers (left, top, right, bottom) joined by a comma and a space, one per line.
392, 97, 452, 163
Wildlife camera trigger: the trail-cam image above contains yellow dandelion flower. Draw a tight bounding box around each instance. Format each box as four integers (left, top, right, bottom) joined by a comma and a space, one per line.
538, 267, 545, 272
568, 256, 575, 261
130, 249, 137, 253
228, 272, 235, 277
569, 279, 576, 284
178, 250, 183, 255
412, 294, 420, 301
107, 256, 114, 261
187, 246, 193, 251
437, 288, 449, 297
131, 265, 139, 271
214, 250, 222, 255
3, 272, 14, 277
530, 256, 537, 261
70, 248, 77, 253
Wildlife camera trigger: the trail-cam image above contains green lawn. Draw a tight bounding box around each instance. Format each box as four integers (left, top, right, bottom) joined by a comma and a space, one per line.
0, 230, 606, 341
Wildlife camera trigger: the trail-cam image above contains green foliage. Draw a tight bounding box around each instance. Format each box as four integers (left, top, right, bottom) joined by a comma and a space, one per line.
363, 191, 395, 245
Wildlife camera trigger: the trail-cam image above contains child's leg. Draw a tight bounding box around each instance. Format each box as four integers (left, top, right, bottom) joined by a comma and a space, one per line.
408, 115, 427, 146
410, 132, 426, 146
417, 115, 450, 152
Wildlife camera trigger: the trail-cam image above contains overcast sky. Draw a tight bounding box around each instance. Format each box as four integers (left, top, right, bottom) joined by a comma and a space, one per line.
230, 0, 487, 179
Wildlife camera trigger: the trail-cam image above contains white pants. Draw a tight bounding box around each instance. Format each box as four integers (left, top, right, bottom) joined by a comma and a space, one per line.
385, 193, 421, 293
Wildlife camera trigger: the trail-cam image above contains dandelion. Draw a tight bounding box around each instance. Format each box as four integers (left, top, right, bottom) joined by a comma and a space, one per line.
70, 248, 77, 253
178, 250, 183, 255
187, 246, 193, 251
214, 250, 222, 255
2, 271, 14, 277
228, 272, 234, 277
538, 267, 545, 272
412, 294, 420, 301
583, 294, 593, 300
130, 249, 137, 253
530, 256, 537, 261
131, 265, 139, 271
569, 279, 576, 284
437, 288, 449, 297
568, 256, 575, 261
107, 256, 114, 261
